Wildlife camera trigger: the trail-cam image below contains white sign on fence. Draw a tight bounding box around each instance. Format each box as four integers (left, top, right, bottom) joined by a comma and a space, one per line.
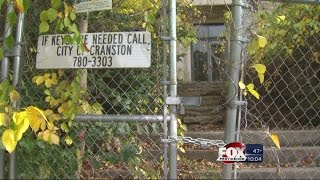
36, 31, 151, 69
74, 0, 112, 13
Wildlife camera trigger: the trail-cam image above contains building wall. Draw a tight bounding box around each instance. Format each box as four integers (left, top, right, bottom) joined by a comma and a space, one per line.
177, 4, 228, 82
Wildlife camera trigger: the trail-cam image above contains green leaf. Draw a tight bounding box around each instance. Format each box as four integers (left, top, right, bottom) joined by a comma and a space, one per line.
4, 35, 15, 49
39, 22, 50, 34
67, 23, 77, 33
0, 0, 3, 10
47, 8, 58, 23
63, 16, 70, 27
23, 0, 31, 13
51, 0, 62, 10
6, 12, 17, 26
0, 48, 4, 60
70, 9, 76, 21
40, 11, 49, 22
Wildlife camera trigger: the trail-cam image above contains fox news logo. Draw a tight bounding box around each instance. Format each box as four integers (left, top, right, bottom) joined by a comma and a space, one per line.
217, 142, 263, 163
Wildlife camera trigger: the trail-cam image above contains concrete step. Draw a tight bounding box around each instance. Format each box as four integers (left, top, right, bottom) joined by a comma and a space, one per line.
146, 146, 320, 166
184, 106, 221, 113
184, 167, 320, 179
183, 114, 223, 124
235, 167, 320, 179
137, 130, 320, 148
198, 95, 225, 106
83, 167, 320, 179
178, 81, 225, 96
185, 130, 320, 147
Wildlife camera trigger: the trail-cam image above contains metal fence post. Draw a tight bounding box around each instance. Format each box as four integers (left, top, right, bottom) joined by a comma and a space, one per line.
0, 2, 14, 179
9, 12, 25, 179
223, 0, 243, 179
161, 0, 169, 179
168, 0, 178, 179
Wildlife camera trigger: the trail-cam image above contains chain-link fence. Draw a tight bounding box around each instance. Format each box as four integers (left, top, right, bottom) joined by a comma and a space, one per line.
233, 1, 320, 179
1, 0, 319, 179
15, 1, 167, 179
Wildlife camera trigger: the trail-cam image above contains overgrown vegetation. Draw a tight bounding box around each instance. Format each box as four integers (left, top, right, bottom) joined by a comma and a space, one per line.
0, 0, 200, 178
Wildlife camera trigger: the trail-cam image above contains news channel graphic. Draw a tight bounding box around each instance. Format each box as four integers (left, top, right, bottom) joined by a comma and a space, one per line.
217, 142, 263, 163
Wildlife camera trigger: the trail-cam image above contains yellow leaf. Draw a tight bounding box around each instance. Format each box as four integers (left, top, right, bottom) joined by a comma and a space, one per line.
142, 22, 146, 28
248, 88, 260, 100
9, 90, 20, 102
45, 78, 52, 88
2, 129, 17, 153
243, 91, 248, 96
45, 110, 53, 116
52, 73, 57, 79
258, 73, 265, 84
50, 132, 60, 145
14, 114, 30, 141
45, 96, 51, 103
58, 70, 64, 77
44, 73, 51, 79
58, 102, 68, 113
179, 147, 186, 153
14, 112, 29, 133
35, 76, 45, 85
47, 121, 58, 131
257, 35, 267, 48
15, 0, 24, 12
65, 136, 73, 145
29, 118, 41, 132
44, 89, 51, 96
276, 15, 285, 23
246, 83, 254, 90
25, 106, 48, 132
0, 113, 9, 126
12, 112, 30, 141
254, 64, 266, 74
239, 81, 246, 90
48, 113, 60, 121
51, 77, 58, 85
61, 123, 69, 133
32, 76, 38, 83
269, 133, 280, 149
26, 106, 48, 122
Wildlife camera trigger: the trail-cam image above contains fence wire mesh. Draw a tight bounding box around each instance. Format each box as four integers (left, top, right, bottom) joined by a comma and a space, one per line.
235, 1, 320, 179
16, 1, 167, 179
1, 0, 319, 179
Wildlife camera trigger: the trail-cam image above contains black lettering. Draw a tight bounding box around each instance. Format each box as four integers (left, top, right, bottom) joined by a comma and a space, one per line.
89, 45, 95, 55
52, 35, 57, 45
107, 34, 113, 44
57, 46, 61, 56
111, 45, 116, 55
93, 34, 98, 44
127, 45, 132, 55
127, 34, 132, 44
56, 46, 73, 56
81, 34, 89, 44
118, 34, 123, 44
42, 36, 48, 46
95, 45, 100, 55
76, 46, 82, 55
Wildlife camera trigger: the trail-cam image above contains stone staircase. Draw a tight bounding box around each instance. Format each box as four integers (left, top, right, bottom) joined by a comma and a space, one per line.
175, 81, 320, 179
177, 81, 226, 130
97, 81, 320, 179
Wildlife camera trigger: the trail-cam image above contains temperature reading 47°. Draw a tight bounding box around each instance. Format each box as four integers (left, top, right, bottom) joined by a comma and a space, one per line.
253, 149, 262, 154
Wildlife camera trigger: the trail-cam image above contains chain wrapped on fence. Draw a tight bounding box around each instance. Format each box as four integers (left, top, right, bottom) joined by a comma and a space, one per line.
162, 136, 225, 148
